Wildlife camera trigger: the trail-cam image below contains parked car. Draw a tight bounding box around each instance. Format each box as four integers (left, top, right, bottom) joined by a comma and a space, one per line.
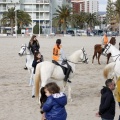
66, 30, 75, 36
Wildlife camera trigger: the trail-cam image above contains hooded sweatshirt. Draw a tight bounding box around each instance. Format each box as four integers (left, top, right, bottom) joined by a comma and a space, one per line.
99, 86, 115, 119
42, 92, 67, 120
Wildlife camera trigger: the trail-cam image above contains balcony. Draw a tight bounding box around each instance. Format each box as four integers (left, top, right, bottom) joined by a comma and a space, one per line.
0, 7, 6, 11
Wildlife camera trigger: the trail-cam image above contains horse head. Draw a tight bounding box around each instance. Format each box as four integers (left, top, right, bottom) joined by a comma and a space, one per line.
80, 47, 89, 64
18, 44, 28, 56
109, 37, 116, 45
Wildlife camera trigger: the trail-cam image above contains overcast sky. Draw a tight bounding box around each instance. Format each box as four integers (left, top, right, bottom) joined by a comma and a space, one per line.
99, 0, 117, 12
99, 0, 107, 12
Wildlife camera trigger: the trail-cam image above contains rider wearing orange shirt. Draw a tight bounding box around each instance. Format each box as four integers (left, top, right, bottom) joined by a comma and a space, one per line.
52, 39, 71, 83
102, 33, 108, 52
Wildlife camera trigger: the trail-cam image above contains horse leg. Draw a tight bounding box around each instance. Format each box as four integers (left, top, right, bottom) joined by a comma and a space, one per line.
32, 75, 35, 97
98, 53, 101, 65
107, 54, 110, 64
92, 50, 97, 64
68, 82, 72, 102
29, 69, 34, 86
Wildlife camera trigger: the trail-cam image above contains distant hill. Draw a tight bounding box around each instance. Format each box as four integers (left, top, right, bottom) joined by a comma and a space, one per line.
99, 11, 106, 15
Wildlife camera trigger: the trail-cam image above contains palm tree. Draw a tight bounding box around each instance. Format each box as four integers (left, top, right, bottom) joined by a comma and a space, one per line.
85, 13, 98, 30
114, 0, 120, 34
1, 7, 15, 35
53, 5, 72, 33
1, 7, 32, 35
70, 12, 87, 29
17, 10, 31, 29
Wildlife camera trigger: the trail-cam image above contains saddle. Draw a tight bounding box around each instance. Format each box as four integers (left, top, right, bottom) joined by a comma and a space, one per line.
52, 60, 72, 75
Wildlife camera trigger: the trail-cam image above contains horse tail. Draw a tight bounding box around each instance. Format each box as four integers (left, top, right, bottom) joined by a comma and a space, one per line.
103, 62, 115, 79
35, 63, 41, 99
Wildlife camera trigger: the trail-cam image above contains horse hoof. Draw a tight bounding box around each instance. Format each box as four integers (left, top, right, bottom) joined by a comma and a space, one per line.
24, 67, 28, 70
32, 95, 35, 98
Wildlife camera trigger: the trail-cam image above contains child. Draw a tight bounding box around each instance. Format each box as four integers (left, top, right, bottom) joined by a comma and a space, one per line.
42, 82, 67, 120
40, 87, 47, 120
32, 51, 43, 98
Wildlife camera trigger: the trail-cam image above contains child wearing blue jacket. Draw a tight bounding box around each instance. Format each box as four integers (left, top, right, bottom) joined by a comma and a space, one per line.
42, 82, 67, 120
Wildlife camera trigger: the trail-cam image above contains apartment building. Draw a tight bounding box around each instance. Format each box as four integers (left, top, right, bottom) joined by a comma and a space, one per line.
71, 0, 99, 14
0, 0, 52, 34
0, 0, 71, 34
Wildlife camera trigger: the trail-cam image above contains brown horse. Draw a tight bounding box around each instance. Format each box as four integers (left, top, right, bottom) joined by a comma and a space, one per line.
92, 37, 116, 65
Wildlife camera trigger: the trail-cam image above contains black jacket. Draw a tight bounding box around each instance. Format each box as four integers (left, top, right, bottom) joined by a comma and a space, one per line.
28, 41, 40, 54
32, 58, 42, 74
99, 87, 115, 119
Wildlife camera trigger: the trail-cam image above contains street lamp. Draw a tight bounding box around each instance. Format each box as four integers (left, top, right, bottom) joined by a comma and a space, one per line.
14, 3, 17, 38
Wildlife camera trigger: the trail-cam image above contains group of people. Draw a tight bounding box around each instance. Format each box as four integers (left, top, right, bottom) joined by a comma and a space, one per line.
25, 34, 120, 120
25, 35, 72, 83
24, 35, 68, 120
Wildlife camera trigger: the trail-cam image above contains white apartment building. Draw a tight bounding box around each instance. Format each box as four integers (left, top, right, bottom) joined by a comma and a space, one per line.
0, 0, 52, 34
0, 0, 70, 34
84, 0, 98, 13
71, 0, 99, 14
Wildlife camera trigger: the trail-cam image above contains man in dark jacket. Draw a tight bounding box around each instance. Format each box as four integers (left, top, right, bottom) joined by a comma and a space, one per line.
96, 79, 116, 120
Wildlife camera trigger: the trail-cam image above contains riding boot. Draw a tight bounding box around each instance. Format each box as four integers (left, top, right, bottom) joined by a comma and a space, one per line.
64, 66, 71, 83
119, 115, 120, 120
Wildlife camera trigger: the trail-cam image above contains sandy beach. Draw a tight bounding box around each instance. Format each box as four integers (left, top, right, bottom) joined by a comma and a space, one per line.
0, 35, 119, 120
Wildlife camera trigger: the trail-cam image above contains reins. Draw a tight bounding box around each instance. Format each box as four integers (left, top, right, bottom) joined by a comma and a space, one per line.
61, 48, 88, 64
104, 44, 120, 62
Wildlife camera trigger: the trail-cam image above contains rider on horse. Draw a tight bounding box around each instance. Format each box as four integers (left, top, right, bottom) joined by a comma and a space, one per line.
24, 35, 40, 70
52, 39, 71, 83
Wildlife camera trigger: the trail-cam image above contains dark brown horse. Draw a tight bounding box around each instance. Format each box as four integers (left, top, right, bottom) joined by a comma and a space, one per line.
92, 37, 116, 65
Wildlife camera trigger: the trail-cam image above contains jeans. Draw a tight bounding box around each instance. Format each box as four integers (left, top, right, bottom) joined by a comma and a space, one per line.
102, 118, 113, 120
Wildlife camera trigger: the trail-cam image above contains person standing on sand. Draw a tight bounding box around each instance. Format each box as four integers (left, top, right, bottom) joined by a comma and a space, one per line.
96, 79, 116, 120
42, 82, 67, 120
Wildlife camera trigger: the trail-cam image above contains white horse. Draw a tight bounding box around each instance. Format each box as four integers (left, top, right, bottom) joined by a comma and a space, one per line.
35, 48, 89, 101
103, 43, 120, 79
18, 44, 34, 87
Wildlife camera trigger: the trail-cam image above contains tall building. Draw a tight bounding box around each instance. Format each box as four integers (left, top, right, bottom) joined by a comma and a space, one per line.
0, 0, 52, 34
71, 0, 99, 14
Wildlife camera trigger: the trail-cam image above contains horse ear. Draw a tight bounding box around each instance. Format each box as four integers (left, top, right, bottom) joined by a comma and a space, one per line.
82, 47, 84, 50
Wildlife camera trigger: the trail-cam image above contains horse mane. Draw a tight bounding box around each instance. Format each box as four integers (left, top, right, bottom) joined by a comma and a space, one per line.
68, 49, 82, 63
109, 37, 116, 45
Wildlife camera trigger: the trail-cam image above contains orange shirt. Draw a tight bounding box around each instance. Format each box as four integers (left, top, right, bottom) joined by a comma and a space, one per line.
103, 35, 108, 45
52, 45, 62, 61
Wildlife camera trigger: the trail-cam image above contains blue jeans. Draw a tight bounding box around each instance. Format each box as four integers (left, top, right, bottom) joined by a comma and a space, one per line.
102, 118, 113, 120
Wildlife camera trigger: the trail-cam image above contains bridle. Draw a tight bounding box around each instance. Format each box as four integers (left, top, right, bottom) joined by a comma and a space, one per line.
81, 47, 88, 63
20, 45, 32, 55
67, 48, 88, 64
104, 43, 120, 62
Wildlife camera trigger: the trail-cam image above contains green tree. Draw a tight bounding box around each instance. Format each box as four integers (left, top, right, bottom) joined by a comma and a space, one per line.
85, 13, 98, 29
114, 0, 120, 34
106, 0, 115, 24
1, 7, 32, 35
1, 7, 15, 35
53, 5, 72, 33
33, 23, 42, 34
70, 12, 87, 29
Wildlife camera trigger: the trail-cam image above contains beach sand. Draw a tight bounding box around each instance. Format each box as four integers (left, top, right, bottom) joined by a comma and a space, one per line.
0, 35, 119, 120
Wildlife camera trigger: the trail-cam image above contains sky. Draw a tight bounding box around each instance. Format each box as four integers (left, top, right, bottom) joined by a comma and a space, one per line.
99, 0, 107, 12
99, 0, 116, 12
